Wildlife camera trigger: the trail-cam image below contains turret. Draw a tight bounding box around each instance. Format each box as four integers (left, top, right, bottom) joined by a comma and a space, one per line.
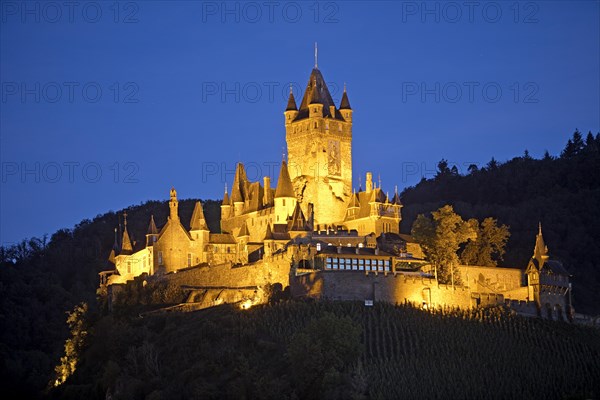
221, 184, 231, 220
339, 85, 352, 122
146, 214, 159, 247
274, 161, 296, 224
284, 87, 298, 125
169, 187, 179, 221
231, 163, 247, 216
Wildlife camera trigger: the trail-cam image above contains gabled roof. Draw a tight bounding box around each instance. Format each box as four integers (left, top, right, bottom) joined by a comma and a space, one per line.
190, 201, 209, 231
237, 221, 250, 237
348, 192, 360, 209
288, 202, 309, 231
275, 161, 295, 198
209, 233, 236, 244
294, 68, 345, 121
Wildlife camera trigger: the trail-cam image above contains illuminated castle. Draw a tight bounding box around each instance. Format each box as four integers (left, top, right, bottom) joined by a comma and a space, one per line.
101, 57, 572, 320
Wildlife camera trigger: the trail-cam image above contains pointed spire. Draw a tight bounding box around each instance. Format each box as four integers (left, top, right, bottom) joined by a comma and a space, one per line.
108, 227, 119, 263
533, 222, 550, 269
222, 183, 230, 205
147, 215, 158, 235
190, 201, 209, 231
231, 163, 247, 203
339, 85, 352, 110
275, 161, 295, 198
314, 42, 318, 69
121, 212, 133, 254
286, 85, 298, 111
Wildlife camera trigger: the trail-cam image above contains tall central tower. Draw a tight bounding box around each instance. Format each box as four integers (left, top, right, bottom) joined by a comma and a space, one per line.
284, 66, 353, 227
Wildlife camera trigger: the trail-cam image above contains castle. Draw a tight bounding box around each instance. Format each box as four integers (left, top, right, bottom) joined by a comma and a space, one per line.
101, 58, 573, 320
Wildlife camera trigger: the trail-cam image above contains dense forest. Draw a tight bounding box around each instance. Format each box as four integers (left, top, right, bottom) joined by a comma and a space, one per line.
1, 129, 599, 398
401, 130, 600, 315
49, 301, 600, 399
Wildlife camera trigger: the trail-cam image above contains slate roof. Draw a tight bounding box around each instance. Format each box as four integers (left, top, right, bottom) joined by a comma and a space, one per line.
209, 233, 236, 244
275, 161, 295, 198
294, 68, 346, 121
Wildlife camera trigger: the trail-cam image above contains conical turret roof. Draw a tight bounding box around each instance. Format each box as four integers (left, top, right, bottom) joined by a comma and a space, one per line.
275, 161, 295, 198
339, 87, 351, 110
147, 215, 158, 235
286, 89, 298, 111
190, 201, 209, 231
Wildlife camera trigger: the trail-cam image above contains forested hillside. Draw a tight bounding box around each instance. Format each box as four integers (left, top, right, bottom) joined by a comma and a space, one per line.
48, 301, 600, 400
0, 199, 221, 398
401, 130, 600, 315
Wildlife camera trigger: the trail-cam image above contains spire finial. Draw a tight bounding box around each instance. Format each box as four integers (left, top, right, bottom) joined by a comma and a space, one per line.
378, 174, 382, 189
344, 82, 347, 92
289, 83, 293, 94
225, 182, 228, 194
538, 222, 542, 235
314, 42, 318, 68
123, 211, 128, 227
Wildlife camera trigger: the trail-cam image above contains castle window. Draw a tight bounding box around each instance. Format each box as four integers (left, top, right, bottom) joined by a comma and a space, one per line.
316, 243, 321, 251
314, 122, 317, 129
158, 252, 163, 266
359, 259, 365, 271
187, 253, 192, 267
283, 199, 286, 206
127, 261, 131, 274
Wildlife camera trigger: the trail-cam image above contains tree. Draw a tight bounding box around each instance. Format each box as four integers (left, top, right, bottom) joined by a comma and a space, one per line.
435, 159, 451, 178
460, 218, 510, 266
52, 302, 89, 387
411, 205, 476, 285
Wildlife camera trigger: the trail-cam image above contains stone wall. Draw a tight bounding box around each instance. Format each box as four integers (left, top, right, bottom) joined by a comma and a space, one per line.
292, 271, 474, 308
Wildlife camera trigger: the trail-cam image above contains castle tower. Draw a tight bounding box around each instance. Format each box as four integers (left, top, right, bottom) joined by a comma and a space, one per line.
285, 64, 353, 227
169, 188, 179, 221
190, 201, 210, 264
274, 161, 297, 225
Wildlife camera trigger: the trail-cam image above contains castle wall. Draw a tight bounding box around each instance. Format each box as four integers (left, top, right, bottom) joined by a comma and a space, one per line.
292, 271, 474, 309
457, 265, 525, 292
154, 251, 293, 292
221, 207, 275, 241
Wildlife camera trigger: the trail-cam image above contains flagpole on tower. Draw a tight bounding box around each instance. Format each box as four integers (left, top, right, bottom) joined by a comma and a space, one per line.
314, 42, 318, 68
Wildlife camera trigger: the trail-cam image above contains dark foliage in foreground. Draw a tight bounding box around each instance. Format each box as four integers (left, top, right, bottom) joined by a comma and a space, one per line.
49, 301, 600, 400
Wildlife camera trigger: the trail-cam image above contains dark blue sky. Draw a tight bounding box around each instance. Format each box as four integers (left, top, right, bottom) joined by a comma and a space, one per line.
1, 1, 598, 245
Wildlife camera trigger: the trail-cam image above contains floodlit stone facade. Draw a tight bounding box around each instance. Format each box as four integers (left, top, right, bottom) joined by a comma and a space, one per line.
101, 63, 573, 320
